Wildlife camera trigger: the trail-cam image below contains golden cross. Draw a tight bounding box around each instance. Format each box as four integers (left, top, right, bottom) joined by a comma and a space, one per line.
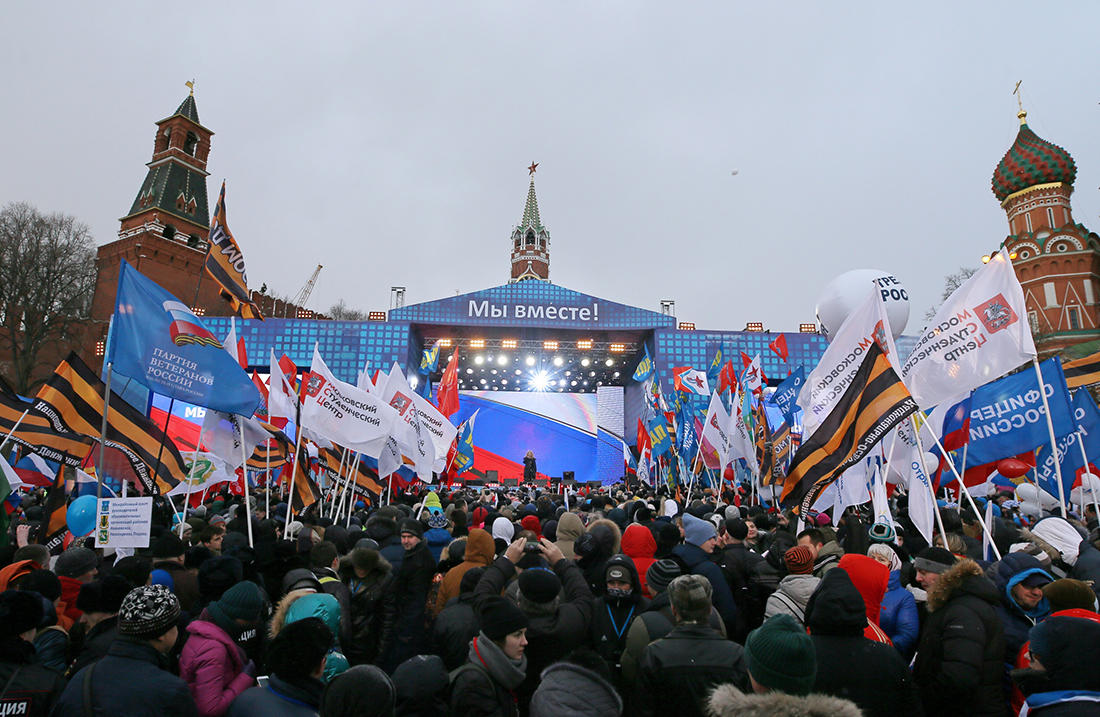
186, 79, 195, 96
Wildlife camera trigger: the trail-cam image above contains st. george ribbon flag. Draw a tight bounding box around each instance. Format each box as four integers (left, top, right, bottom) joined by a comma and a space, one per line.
106, 259, 260, 417
901, 249, 1035, 410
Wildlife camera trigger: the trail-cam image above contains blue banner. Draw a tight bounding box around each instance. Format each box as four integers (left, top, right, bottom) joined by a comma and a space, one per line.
647, 415, 673, 457
633, 345, 655, 383
966, 357, 1074, 467
1034, 389, 1100, 499
105, 260, 261, 416
769, 365, 804, 422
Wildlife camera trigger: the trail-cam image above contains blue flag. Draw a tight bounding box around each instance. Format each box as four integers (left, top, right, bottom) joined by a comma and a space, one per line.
769, 365, 804, 422
647, 415, 673, 457
419, 341, 441, 374
633, 345, 655, 383
966, 357, 1075, 467
1034, 390, 1100, 499
678, 402, 698, 461
105, 259, 261, 416
706, 344, 724, 392
451, 410, 478, 473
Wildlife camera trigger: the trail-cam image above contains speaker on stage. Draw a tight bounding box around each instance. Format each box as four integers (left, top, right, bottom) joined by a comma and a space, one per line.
587, 480, 601, 490
503, 477, 518, 487
485, 470, 498, 483
563, 471, 574, 482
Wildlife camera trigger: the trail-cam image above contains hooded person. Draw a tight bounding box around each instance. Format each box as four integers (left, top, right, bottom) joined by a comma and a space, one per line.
433, 527, 495, 616
991, 551, 1054, 666
56, 585, 198, 715
867, 542, 920, 657
587, 555, 649, 684
53, 546, 99, 625
390, 654, 450, 716
228, 617, 332, 717
803, 569, 922, 717
474, 535, 594, 711
636, 574, 748, 717
339, 547, 395, 666
318, 664, 395, 717
554, 512, 585, 561
763, 546, 820, 627
912, 558, 1006, 716
450, 596, 529, 717
620, 524, 657, 598
671, 513, 739, 633
529, 648, 623, 717
0, 590, 67, 717
837, 553, 893, 644
520, 514, 542, 540
270, 589, 349, 682
179, 581, 263, 716
492, 516, 517, 555
423, 512, 453, 564
1013, 613, 1100, 714
577, 519, 622, 595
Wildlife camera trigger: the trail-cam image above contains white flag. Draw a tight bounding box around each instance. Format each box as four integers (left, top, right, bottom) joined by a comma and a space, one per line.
799, 286, 900, 441
700, 392, 732, 469
741, 354, 763, 394
168, 452, 236, 496
870, 465, 891, 526
268, 350, 298, 423
380, 362, 458, 471
201, 410, 270, 469
902, 249, 1035, 410
728, 386, 760, 476
300, 346, 398, 456
0, 454, 25, 493
908, 450, 936, 545
377, 366, 434, 480
378, 437, 403, 479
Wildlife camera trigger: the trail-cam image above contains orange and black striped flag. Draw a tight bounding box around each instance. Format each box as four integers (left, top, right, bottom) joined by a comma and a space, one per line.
246, 430, 290, 472
287, 446, 321, 512
349, 454, 385, 499
0, 377, 93, 466
765, 423, 793, 487
780, 342, 917, 515
32, 353, 184, 495
205, 181, 263, 320
1064, 349, 1100, 390
38, 465, 70, 555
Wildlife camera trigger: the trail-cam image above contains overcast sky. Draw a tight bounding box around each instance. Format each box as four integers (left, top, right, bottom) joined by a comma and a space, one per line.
3, 3, 1098, 335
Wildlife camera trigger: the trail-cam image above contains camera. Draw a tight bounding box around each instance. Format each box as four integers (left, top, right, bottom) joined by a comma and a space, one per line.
523, 541, 541, 554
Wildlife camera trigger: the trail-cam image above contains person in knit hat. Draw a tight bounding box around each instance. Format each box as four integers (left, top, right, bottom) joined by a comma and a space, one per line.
179, 581, 263, 715
378, 514, 435, 672
744, 613, 816, 695
319, 664, 396, 717
229, 617, 332, 716
0, 590, 66, 716
56, 585, 198, 715
763, 546, 820, 628
53, 545, 98, 626
151, 531, 201, 613
913, 546, 956, 592
450, 596, 529, 717
671, 513, 739, 634
68, 573, 134, 676
636, 574, 747, 716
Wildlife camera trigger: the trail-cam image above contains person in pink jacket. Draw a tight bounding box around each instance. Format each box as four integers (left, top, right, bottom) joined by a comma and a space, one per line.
179, 581, 264, 716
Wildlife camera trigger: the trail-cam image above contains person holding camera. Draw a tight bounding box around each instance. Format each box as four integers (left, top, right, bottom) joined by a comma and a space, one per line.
474, 536, 594, 712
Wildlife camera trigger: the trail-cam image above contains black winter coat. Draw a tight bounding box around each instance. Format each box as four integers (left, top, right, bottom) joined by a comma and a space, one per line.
474, 556, 594, 711
67, 616, 119, 677
0, 638, 65, 717
341, 557, 395, 665
54, 638, 197, 716
431, 592, 480, 670
380, 540, 435, 672
1070, 538, 1100, 600
588, 554, 648, 674
913, 559, 1007, 717
636, 622, 748, 717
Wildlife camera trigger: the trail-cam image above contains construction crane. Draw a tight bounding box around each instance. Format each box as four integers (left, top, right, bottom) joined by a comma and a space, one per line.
285, 264, 323, 317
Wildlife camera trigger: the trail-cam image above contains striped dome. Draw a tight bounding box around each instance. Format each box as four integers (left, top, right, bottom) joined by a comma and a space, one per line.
992, 123, 1076, 202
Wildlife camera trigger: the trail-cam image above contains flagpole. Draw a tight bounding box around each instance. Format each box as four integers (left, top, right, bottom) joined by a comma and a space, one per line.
179, 424, 206, 538
910, 416, 949, 548
237, 418, 254, 548
329, 449, 348, 518
96, 363, 113, 501
264, 444, 271, 520
1032, 357, 1068, 517
0, 409, 30, 456
344, 452, 360, 527
285, 429, 304, 535
1073, 429, 1100, 520
916, 419, 1001, 560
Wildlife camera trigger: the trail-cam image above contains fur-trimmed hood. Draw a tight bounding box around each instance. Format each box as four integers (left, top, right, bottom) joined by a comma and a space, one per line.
269, 588, 313, 639
706, 683, 861, 717
926, 558, 998, 612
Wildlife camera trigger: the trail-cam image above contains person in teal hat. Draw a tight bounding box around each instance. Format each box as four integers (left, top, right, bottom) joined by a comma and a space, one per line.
271, 589, 349, 682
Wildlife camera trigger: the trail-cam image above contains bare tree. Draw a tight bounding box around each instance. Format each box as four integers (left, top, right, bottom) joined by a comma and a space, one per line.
924, 267, 977, 323
0, 203, 97, 393
328, 299, 367, 321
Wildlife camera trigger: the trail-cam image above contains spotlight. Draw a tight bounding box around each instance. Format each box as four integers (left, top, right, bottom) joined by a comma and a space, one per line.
577, 339, 593, 350
609, 343, 626, 352
543, 340, 558, 350
565, 370, 572, 377
470, 338, 485, 349
581, 358, 590, 367
474, 355, 484, 365
530, 370, 551, 392
799, 323, 817, 333
497, 355, 508, 366
981, 255, 991, 264
501, 379, 508, 385
553, 356, 563, 367
525, 355, 536, 366
571, 380, 578, 387
502, 339, 518, 349
676, 323, 695, 331
559, 379, 567, 387
613, 371, 620, 378
480, 378, 487, 385
514, 369, 522, 375
409, 376, 419, 389
605, 358, 614, 367
745, 322, 764, 332
490, 369, 497, 375
589, 371, 596, 377
438, 338, 452, 347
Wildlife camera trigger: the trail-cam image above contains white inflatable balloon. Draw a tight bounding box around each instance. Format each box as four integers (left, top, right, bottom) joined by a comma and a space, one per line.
816, 269, 910, 341
1016, 483, 1059, 509
922, 451, 940, 477
1018, 500, 1042, 518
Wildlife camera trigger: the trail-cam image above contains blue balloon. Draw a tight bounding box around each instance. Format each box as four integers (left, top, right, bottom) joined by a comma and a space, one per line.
66, 495, 98, 537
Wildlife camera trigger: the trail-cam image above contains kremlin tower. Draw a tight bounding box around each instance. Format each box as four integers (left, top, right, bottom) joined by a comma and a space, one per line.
509, 163, 551, 282
993, 103, 1100, 354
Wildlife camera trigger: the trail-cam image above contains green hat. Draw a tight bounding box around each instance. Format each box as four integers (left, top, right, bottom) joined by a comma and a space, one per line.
745, 614, 816, 696
210, 581, 264, 623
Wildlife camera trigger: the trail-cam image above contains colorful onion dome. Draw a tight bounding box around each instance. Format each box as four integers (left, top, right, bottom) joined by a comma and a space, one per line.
992, 117, 1076, 202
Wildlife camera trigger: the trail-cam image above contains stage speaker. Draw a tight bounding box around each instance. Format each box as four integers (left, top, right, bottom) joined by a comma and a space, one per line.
465, 479, 485, 487
587, 480, 601, 489
563, 471, 574, 482
503, 477, 519, 487
485, 470, 498, 483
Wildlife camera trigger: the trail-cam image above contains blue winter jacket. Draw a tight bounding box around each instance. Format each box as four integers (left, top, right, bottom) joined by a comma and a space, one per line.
670, 542, 738, 631
879, 570, 919, 657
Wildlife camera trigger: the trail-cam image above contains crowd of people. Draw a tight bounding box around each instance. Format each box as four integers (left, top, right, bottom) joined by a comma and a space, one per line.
0, 477, 1097, 716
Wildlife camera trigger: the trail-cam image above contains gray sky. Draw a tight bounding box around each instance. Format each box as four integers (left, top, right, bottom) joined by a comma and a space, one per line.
3, 3, 1098, 335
